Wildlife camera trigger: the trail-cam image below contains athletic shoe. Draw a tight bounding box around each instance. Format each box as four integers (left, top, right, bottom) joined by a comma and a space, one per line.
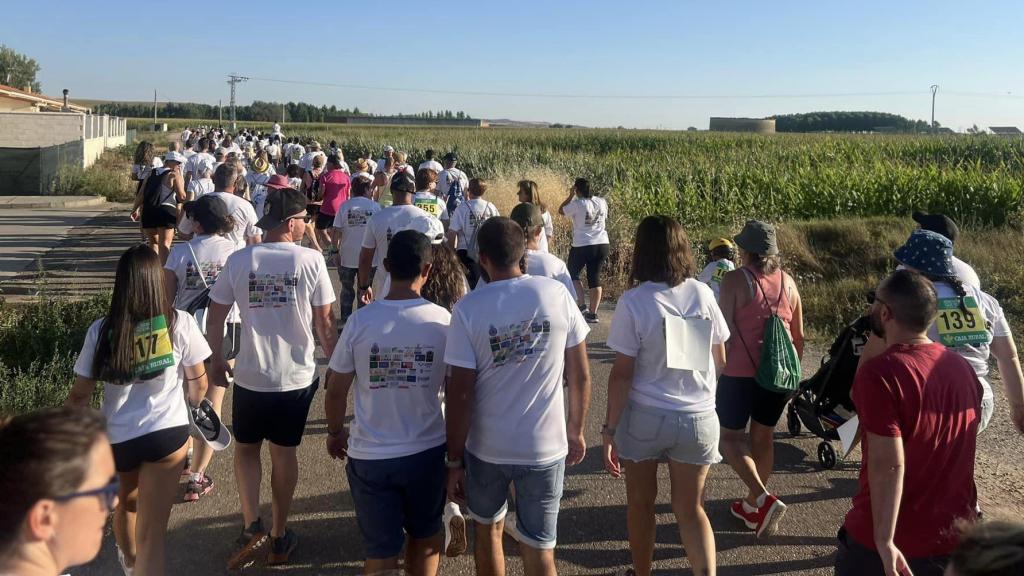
181, 445, 193, 477
442, 501, 467, 557
183, 473, 214, 502
578, 303, 587, 312
584, 311, 600, 324
226, 518, 268, 570
266, 528, 299, 566
752, 495, 787, 538
116, 545, 134, 576
730, 500, 757, 530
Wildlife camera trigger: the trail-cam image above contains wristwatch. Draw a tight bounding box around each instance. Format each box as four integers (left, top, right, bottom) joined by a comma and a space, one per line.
327, 428, 346, 439
445, 457, 464, 469
601, 424, 616, 437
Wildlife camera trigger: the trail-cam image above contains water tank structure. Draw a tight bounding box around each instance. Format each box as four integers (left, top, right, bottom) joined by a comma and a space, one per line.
709, 117, 776, 134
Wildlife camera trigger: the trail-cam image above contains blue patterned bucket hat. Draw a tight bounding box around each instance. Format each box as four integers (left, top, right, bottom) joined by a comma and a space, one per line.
893, 229, 955, 278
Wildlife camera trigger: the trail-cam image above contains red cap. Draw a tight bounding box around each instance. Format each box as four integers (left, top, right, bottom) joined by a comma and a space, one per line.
266, 174, 292, 190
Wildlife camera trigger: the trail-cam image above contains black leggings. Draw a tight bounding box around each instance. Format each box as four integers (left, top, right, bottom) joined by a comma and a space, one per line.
567, 244, 609, 287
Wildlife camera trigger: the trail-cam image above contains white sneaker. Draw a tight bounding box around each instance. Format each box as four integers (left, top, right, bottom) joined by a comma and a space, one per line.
503, 512, 524, 543
116, 546, 134, 576
442, 501, 467, 557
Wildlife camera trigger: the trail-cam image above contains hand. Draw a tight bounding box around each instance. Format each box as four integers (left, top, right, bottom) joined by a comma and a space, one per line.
1011, 403, 1024, 434
326, 430, 348, 460
566, 428, 586, 466
446, 468, 466, 506
877, 541, 913, 576
603, 434, 621, 478
130, 208, 140, 222
209, 358, 233, 388
359, 287, 373, 305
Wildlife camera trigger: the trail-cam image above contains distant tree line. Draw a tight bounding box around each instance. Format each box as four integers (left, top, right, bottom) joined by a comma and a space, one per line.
93, 100, 472, 123
770, 111, 933, 133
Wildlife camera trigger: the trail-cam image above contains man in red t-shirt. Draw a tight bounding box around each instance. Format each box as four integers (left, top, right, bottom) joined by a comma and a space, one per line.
837, 269, 982, 576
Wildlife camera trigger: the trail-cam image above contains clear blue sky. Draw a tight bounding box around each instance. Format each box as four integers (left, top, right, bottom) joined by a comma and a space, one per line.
6, 0, 1024, 130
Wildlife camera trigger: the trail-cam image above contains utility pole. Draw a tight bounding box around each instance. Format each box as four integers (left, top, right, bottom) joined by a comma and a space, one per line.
218, 99, 222, 126
153, 89, 158, 130
281, 103, 285, 124
930, 85, 939, 134
227, 74, 248, 132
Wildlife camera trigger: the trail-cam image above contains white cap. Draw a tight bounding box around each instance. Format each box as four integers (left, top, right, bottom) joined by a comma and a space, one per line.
383, 145, 395, 153
405, 215, 445, 245
164, 151, 188, 164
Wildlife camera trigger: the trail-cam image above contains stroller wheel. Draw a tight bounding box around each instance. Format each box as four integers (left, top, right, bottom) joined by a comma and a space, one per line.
817, 441, 838, 470
787, 404, 801, 437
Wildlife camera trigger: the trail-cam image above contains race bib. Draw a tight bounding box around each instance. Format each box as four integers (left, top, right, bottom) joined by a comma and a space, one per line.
414, 197, 442, 217
935, 296, 988, 347
133, 315, 174, 379
711, 264, 729, 284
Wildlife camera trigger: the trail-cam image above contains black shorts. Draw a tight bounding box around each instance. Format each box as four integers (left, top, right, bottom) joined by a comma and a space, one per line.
567, 244, 610, 287
110, 425, 189, 473
306, 203, 321, 218
315, 211, 335, 230
232, 381, 319, 447
834, 527, 948, 576
715, 375, 790, 430
140, 206, 178, 230
223, 322, 241, 361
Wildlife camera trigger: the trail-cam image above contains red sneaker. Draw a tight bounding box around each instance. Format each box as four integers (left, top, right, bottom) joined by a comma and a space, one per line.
753, 494, 787, 538
730, 500, 757, 530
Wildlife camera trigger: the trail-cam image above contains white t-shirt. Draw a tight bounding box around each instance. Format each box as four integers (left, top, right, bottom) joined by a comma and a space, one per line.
361, 204, 435, 267
187, 177, 214, 200
928, 281, 1010, 402
696, 259, 736, 301
74, 311, 211, 444
299, 150, 326, 172
418, 159, 444, 174
132, 157, 163, 181
444, 275, 590, 465
178, 191, 261, 250
164, 234, 240, 323
329, 298, 451, 460
185, 152, 215, 180
477, 250, 576, 299
412, 191, 448, 221
537, 210, 554, 253
365, 158, 378, 174
334, 196, 382, 269
438, 167, 469, 200
210, 242, 337, 392
607, 280, 730, 413
449, 198, 499, 252
247, 170, 275, 218
289, 144, 306, 164
562, 196, 609, 247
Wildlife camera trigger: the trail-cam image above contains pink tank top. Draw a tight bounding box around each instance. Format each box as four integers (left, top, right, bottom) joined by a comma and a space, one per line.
723, 266, 795, 378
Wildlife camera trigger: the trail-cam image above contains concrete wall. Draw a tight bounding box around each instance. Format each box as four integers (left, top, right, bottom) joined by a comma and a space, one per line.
709, 117, 776, 134
0, 112, 83, 147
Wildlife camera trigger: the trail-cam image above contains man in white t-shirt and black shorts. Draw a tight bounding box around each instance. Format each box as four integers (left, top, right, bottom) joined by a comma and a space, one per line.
325, 229, 454, 574
444, 217, 592, 575
206, 188, 337, 569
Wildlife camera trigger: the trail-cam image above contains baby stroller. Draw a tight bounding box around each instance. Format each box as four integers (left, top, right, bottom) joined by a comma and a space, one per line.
786, 315, 871, 469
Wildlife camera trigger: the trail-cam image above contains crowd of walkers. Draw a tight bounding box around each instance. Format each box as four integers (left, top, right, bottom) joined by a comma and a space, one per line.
0, 125, 1022, 576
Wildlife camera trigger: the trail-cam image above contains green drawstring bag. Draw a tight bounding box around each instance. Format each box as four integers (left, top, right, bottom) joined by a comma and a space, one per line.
737, 270, 802, 394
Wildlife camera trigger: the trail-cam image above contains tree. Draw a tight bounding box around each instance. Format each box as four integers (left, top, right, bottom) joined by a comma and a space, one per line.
0, 44, 41, 92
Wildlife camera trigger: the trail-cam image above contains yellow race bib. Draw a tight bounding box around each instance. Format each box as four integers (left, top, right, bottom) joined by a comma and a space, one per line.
935, 296, 988, 347
133, 315, 174, 379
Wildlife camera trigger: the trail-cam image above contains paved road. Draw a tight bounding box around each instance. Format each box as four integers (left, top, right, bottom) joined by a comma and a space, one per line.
10, 211, 1019, 575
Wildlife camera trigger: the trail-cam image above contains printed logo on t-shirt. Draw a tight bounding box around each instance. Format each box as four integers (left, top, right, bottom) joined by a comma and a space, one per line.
185, 260, 224, 290
247, 272, 299, 308
584, 207, 604, 227
414, 196, 443, 217
385, 227, 394, 244
487, 319, 552, 367
346, 208, 374, 227
368, 343, 436, 389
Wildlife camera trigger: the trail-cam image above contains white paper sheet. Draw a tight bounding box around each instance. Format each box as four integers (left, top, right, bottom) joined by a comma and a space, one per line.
665, 315, 713, 372
838, 415, 861, 459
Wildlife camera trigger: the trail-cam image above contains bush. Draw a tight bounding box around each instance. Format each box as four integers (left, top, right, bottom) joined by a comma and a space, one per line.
52, 146, 136, 202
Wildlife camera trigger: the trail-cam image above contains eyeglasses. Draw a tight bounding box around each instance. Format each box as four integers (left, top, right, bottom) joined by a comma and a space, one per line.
54, 476, 120, 512
288, 214, 312, 223
866, 290, 888, 307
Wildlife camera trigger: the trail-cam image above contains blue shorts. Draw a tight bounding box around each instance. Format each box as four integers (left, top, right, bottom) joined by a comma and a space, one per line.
465, 452, 565, 550
614, 402, 721, 466
346, 444, 446, 559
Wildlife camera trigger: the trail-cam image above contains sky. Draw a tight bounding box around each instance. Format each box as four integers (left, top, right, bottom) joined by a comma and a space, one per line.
6, 0, 1024, 130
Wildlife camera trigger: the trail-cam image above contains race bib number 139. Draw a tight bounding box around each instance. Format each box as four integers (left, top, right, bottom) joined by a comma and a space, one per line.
936, 296, 988, 347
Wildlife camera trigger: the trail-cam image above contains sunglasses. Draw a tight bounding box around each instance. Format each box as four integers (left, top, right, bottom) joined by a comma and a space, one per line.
55, 476, 120, 512
866, 290, 889, 307
288, 214, 312, 223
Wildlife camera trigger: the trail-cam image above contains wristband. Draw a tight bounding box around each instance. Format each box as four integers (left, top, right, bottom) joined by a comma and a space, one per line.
445, 457, 464, 469
327, 428, 345, 439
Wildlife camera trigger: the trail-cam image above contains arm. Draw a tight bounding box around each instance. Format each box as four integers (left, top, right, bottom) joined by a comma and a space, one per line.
130, 174, 148, 218
445, 366, 477, 505
603, 352, 635, 477
558, 191, 574, 215
446, 229, 457, 250
312, 303, 338, 359
173, 170, 187, 203
246, 233, 262, 245
564, 341, 591, 466
183, 361, 208, 407
990, 335, 1024, 433
713, 342, 727, 374
163, 269, 178, 309
324, 369, 355, 459
65, 376, 98, 408
206, 302, 231, 388
788, 276, 805, 360
866, 432, 911, 576
357, 246, 375, 302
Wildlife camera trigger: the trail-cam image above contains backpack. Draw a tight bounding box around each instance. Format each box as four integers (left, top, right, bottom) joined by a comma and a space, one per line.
736, 270, 802, 395
445, 172, 464, 215
142, 168, 173, 210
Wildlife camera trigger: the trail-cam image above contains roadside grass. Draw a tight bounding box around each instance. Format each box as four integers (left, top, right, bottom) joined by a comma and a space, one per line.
52, 145, 136, 202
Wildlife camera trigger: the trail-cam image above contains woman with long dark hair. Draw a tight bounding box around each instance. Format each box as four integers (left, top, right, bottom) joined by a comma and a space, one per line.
559, 177, 610, 323
517, 179, 554, 252
603, 215, 726, 576
132, 152, 186, 264
66, 245, 212, 576
0, 407, 115, 576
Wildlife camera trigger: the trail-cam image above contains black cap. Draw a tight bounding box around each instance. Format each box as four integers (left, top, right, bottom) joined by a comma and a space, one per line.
912, 211, 959, 244
443, 151, 458, 162
185, 195, 230, 232
256, 188, 307, 231
390, 172, 416, 194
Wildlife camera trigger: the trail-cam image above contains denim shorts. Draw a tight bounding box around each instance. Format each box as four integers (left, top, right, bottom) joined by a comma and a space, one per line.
465, 452, 565, 550
346, 444, 446, 559
614, 402, 721, 466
